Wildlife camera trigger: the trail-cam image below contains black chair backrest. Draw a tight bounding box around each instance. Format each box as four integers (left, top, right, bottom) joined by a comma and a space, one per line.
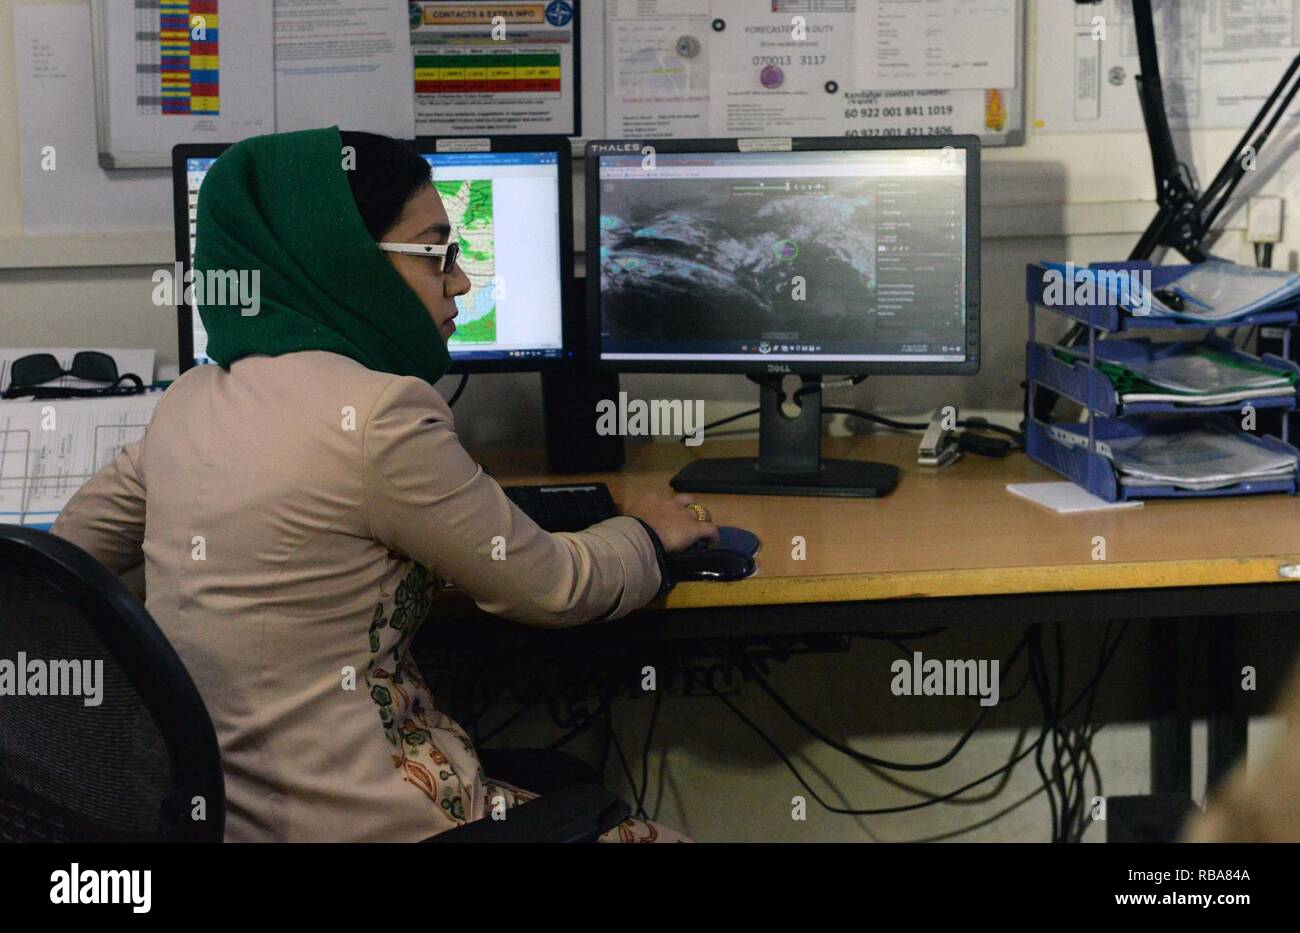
0, 526, 223, 841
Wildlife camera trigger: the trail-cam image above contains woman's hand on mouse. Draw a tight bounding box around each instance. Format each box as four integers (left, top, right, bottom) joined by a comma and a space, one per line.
626, 494, 720, 553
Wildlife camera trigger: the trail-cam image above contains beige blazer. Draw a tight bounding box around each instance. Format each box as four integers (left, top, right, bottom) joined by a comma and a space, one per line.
52, 350, 661, 841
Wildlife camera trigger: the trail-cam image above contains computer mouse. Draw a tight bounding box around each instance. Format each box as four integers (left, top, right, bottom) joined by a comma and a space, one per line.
690, 526, 761, 557
718, 526, 760, 557
666, 547, 756, 583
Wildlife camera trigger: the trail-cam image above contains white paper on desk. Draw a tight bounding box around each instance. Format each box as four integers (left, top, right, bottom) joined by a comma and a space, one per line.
13, 5, 170, 234
0, 349, 156, 394
856, 0, 1016, 92
605, 0, 711, 138
274, 1, 415, 137
0, 395, 160, 529
1006, 482, 1143, 515
708, 0, 853, 137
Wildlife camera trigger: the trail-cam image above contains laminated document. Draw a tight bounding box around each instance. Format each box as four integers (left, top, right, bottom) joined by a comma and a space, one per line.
410, 0, 580, 136
0, 395, 160, 529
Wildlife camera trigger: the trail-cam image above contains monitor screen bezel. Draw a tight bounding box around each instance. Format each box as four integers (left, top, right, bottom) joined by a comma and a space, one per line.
583, 135, 981, 377
172, 142, 228, 374
172, 134, 576, 376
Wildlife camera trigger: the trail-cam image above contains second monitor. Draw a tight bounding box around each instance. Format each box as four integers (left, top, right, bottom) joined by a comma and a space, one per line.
174, 135, 573, 374
585, 136, 980, 497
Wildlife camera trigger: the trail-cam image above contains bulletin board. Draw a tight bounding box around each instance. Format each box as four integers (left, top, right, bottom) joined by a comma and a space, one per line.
2, 0, 1026, 265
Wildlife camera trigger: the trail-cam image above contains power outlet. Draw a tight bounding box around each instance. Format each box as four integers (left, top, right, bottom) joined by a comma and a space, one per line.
1247, 196, 1284, 243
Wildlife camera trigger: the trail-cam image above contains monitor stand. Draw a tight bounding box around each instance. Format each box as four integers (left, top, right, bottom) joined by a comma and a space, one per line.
670, 376, 899, 498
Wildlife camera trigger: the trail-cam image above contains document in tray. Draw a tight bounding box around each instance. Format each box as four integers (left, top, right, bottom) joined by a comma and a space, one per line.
1119, 468, 1297, 491
1119, 386, 1295, 407
0, 395, 160, 529
1115, 347, 1296, 406
1055, 343, 1297, 406
1124, 349, 1296, 395
1105, 424, 1298, 491
1128, 262, 1300, 323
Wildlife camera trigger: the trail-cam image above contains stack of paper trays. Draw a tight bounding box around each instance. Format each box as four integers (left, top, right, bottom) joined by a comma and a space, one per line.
1055, 343, 1298, 407
1101, 422, 1299, 491
1122, 260, 1300, 323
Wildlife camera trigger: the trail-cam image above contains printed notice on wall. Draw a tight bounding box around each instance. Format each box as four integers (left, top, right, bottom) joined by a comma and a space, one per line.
602, 0, 1023, 144
274, 0, 416, 137
411, 0, 580, 136
1035, 0, 1300, 132
604, 0, 710, 137
855, 0, 1016, 92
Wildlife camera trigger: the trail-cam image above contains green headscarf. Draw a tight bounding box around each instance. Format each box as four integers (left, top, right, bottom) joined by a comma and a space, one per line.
194, 126, 451, 385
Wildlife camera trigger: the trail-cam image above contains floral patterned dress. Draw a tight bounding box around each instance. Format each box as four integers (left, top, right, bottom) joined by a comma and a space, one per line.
365, 561, 687, 842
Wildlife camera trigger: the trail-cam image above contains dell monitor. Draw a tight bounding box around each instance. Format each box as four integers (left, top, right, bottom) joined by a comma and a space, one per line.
173, 135, 574, 374
585, 136, 980, 497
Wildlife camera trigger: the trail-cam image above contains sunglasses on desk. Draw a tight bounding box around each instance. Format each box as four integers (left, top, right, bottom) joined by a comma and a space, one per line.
2, 351, 145, 400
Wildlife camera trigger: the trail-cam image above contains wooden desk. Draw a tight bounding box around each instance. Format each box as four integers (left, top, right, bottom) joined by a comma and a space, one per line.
478, 434, 1300, 614
451, 433, 1300, 797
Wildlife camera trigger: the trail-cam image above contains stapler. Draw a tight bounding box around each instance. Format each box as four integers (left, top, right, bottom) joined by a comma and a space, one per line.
918, 406, 961, 467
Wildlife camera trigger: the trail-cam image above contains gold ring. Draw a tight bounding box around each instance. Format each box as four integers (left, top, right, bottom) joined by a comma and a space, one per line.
686, 503, 711, 523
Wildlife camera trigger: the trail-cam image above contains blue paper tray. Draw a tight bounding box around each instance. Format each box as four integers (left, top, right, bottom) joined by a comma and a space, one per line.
1025, 415, 1300, 502
1026, 335, 1300, 419
1026, 260, 1300, 333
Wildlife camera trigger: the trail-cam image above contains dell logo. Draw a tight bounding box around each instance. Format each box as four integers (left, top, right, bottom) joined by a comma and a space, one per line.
767, 364, 791, 373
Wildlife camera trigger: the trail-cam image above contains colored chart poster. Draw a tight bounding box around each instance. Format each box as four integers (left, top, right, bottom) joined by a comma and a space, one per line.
436, 179, 497, 344
139, 0, 221, 115
410, 1, 579, 135
94, 0, 274, 166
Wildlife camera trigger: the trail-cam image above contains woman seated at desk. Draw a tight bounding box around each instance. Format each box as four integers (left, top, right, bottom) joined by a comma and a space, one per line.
53, 128, 714, 842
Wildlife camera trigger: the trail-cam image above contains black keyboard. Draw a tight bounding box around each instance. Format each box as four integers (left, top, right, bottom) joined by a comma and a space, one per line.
503, 483, 619, 533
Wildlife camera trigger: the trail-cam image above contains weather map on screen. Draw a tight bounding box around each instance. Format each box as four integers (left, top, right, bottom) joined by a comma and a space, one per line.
434, 178, 496, 345
184, 149, 565, 367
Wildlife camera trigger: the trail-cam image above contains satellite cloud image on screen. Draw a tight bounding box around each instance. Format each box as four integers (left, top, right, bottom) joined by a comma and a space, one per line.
598, 177, 878, 344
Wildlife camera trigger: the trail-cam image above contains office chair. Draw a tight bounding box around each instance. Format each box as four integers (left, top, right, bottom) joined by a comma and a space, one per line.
0, 526, 628, 843
0, 524, 224, 841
